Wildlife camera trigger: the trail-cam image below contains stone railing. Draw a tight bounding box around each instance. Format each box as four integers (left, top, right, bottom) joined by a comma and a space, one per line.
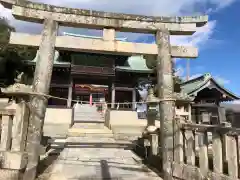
173, 118, 240, 180
0, 102, 29, 179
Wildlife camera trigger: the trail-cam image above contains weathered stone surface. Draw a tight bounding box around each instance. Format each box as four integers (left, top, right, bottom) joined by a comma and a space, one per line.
1, 0, 207, 33
11, 101, 29, 152
37, 136, 163, 180
156, 29, 175, 179
0, 83, 32, 95
0, 115, 13, 151
10, 32, 198, 58
11, 5, 204, 35
0, 169, 20, 180
103, 28, 115, 41
0, 151, 28, 170
9, 0, 208, 24
23, 18, 58, 180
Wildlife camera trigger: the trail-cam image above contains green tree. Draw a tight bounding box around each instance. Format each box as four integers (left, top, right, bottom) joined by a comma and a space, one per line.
0, 17, 36, 86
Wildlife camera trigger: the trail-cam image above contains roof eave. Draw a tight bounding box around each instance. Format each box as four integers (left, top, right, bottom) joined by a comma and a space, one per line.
186, 77, 240, 101
115, 66, 153, 74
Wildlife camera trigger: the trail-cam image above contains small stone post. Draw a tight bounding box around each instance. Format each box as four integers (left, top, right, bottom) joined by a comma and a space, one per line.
111, 82, 115, 109
132, 88, 137, 110
145, 87, 159, 156
156, 29, 175, 180
67, 78, 73, 108
23, 18, 58, 180
11, 100, 30, 152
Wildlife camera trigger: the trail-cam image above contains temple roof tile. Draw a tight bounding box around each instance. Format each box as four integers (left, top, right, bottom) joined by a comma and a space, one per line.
116, 56, 153, 73
180, 73, 239, 101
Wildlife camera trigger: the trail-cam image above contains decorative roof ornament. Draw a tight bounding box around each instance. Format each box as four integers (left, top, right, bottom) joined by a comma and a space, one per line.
204, 73, 211, 80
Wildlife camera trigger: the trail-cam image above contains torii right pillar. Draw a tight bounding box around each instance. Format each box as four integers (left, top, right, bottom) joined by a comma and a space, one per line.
156, 29, 175, 180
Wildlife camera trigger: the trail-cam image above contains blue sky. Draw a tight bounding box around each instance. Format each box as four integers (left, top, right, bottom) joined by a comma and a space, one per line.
0, 0, 239, 97
175, 1, 240, 96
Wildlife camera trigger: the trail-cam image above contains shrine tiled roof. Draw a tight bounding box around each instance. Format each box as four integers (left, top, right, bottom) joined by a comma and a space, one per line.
180, 73, 239, 101
115, 56, 153, 73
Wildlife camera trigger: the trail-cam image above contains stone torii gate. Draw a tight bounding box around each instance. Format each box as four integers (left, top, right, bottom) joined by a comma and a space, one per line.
0, 0, 208, 179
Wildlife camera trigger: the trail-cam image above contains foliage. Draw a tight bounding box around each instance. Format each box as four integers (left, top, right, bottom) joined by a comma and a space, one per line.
0, 17, 36, 86
136, 63, 183, 100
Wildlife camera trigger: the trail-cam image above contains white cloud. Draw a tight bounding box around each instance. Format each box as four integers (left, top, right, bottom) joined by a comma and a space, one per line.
215, 76, 230, 85
171, 20, 217, 50
175, 65, 231, 86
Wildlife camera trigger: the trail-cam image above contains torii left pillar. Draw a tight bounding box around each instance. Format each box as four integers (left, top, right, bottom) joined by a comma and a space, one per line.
23, 18, 58, 180
156, 29, 175, 180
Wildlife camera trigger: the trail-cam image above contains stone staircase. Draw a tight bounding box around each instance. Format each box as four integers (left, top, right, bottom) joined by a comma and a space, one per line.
69, 104, 112, 137
73, 104, 105, 128
39, 105, 162, 179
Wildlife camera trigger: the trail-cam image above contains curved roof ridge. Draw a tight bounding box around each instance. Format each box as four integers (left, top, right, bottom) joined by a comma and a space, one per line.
210, 76, 240, 100
180, 73, 240, 101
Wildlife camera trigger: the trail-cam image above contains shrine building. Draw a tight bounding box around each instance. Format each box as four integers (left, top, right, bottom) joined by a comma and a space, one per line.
23, 34, 154, 110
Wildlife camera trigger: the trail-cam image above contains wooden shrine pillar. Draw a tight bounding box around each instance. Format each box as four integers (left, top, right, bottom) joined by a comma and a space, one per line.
67, 78, 73, 108
156, 29, 175, 180
89, 93, 93, 105
111, 82, 115, 109
23, 18, 58, 180
132, 88, 137, 110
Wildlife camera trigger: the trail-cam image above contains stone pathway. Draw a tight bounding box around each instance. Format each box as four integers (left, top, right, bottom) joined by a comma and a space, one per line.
37, 137, 163, 180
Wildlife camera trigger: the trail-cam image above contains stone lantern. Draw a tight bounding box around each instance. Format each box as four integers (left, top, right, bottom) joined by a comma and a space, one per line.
0, 72, 32, 179
145, 87, 159, 133
142, 87, 159, 156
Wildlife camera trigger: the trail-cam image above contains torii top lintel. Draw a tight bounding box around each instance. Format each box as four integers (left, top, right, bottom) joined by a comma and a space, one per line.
1, 0, 208, 35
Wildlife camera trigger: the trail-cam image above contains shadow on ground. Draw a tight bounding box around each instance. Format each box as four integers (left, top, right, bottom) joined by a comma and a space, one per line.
36, 139, 163, 180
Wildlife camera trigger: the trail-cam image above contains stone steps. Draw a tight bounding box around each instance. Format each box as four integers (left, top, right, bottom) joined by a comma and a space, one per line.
73, 104, 104, 124
68, 126, 114, 138
74, 118, 104, 122
72, 122, 105, 128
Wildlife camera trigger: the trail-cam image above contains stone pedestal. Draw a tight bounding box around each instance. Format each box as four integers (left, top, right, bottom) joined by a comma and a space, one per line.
0, 83, 32, 180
